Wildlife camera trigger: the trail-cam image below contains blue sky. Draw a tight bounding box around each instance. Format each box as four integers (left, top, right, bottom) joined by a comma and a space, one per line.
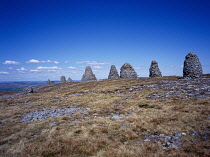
0, 0, 210, 81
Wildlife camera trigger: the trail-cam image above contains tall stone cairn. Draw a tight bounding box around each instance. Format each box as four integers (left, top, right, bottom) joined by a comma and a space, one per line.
120, 63, 138, 79
81, 66, 97, 82
67, 77, 73, 82
108, 65, 120, 79
60, 76, 66, 83
149, 60, 162, 78
183, 52, 203, 79
47, 79, 51, 85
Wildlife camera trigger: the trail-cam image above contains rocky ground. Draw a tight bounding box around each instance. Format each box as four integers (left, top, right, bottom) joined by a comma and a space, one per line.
0, 76, 210, 156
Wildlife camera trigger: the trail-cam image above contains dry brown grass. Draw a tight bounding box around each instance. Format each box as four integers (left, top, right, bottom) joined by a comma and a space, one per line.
0, 77, 209, 156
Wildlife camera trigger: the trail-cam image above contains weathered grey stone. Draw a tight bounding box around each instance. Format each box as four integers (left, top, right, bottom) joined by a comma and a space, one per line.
108, 65, 119, 79
183, 52, 202, 79
47, 79, 51, 85
149, 60, 162, 78
67, 77, 73, 82
23, 86, 33, 93
81, 66, 97, 82
120, 63, 137, 79
60, 76, 66, 83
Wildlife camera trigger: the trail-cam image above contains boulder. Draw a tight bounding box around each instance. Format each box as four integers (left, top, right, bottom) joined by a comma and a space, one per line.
149, 60, 162, 78
23, 86, 33, 93
60, 76, 66, 83
120, 63, 137, 79
108, 65, 119, 79
81, 66, 97, 82
183, 52, 203, 79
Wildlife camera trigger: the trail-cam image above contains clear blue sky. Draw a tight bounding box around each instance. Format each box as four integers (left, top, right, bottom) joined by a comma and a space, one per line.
0, 0, 209, 81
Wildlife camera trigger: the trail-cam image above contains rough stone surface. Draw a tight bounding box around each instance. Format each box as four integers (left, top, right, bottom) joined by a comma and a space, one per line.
149, 60, 162, 78
108, 65, 119, 79
60, 76, 66, 83
120, 63, 137, 79
81, 66, 97, 82
21, 108, 88, 122
183, 52, 203, 79
23, 87, 33, 93
67, 77, 73, 82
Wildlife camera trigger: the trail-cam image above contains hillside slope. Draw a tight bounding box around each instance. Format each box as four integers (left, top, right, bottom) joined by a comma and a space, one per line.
0, 77, 210, 156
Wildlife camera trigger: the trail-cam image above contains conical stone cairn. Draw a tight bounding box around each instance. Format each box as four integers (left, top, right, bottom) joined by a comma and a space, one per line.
81, 66, 97, 82
108, 65, 119, 79
47, 79, 51, 85
67, 77, 73, 82
60, 76, 66, 83
120, 63, 137, 79
183, 52, 203, 79
149, 60, 162, 78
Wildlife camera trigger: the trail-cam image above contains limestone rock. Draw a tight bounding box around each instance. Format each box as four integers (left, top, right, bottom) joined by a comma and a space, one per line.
120, 63, 137, 79
60, 76, 66, 83
67, 77, 73, 82
149, 60, 162, 78
81, 66, 97, 82
23, 86, 33, 93
108, 65, 119, 79
183, 52, 203, 79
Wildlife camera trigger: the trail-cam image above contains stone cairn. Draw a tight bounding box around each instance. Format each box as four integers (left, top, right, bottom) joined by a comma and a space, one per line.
108, 65, 119, 79
67, 77, 73, 82
120, 63, 138, 79
149, 60, 162, 78
183, 52, 203, 79
60, 76, 66, 83
23, 86, 33, 93
47, 79, 51, 85
81, 66, 97, 82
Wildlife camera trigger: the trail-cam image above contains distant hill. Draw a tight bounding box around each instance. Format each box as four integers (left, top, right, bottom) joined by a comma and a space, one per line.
0, 81, 49, 92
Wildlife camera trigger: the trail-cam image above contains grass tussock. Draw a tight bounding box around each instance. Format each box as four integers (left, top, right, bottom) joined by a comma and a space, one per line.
0, 77, 210, 156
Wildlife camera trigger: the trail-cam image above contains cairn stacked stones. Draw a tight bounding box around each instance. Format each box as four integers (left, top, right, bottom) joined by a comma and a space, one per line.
81, 66, 97, 82
108, 65, 119, 79
67, 77, 73, 82
60, 76, 66, 83
120, 63, 137, 79
149, 60, 162, 78
183, 52, 203, 79
47, 79, 51, 85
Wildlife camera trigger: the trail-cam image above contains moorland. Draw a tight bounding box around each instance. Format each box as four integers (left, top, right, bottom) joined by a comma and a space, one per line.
0, 75, 210, 157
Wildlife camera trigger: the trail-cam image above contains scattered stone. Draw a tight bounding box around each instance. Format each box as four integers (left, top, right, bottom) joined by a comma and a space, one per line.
144, 139, 150, 142
149, 60, 162, 78
120, 63, 137, 79
183, 52, 203, 79
67, 77, 73, 82
112, 115, 121, 119
81, 66, 97, 82
21, 108, 88, 122
49, 122, 57, 126
23, 87, 33, 93
108, 65, 120, 79
123, 141, 128, 145
60, 76, 66, 83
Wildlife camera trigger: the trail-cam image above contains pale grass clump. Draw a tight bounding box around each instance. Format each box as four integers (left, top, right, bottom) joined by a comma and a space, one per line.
0, 77, 209, 156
